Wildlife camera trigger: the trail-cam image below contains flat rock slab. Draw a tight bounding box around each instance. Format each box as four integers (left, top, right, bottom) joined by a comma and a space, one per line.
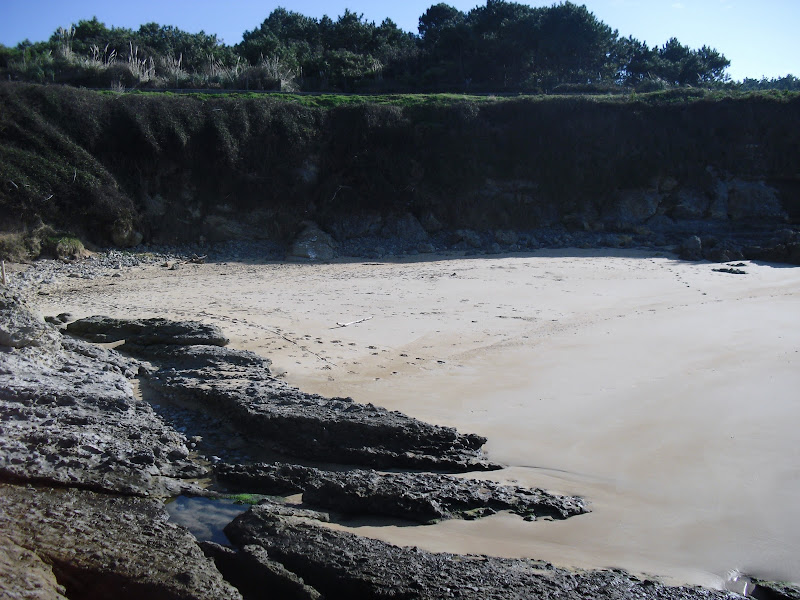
136, 343, 497, 472
66, 315, 229, 346
215, 462, 588, 523
225, 506, 742, 600
0, 484, 241, 600
0, 298, 205, 496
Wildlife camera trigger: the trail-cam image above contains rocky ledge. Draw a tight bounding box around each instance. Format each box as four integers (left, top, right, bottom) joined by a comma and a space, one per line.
61, 319, 497, 472
2, 286, 796, 599
221, 504, 744, 600
214, 462, 587, 524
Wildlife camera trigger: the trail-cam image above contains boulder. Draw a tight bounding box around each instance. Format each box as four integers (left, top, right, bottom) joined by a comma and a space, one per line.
288, 223, 337, 261
66, 316, 229, 346
724, 179, 786, 221
678, 235, 703, 261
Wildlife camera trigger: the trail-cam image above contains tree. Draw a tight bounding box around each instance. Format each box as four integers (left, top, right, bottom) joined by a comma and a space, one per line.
419, 4, 465, 48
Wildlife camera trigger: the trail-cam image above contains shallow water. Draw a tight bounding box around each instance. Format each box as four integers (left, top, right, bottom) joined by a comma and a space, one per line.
165, 496, 249, 545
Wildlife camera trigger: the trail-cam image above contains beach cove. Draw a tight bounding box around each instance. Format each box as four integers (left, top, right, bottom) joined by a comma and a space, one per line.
28, 247, 800, 590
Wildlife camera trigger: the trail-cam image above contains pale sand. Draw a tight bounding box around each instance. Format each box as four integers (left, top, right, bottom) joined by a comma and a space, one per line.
33, 249, 800, 588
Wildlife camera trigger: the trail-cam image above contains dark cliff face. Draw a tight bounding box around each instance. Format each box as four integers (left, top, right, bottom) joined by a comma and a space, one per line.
1, 82, 798, 249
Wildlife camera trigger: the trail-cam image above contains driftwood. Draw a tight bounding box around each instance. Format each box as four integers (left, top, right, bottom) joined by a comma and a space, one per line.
335, 316, 373, 328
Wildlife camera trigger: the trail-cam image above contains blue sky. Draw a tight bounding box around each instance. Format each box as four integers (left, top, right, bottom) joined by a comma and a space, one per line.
1, 0, 797, 81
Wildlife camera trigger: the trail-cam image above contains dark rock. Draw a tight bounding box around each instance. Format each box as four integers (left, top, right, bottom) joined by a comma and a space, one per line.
200, 541, 321, 600
328, 212, 383, 241
454, 229, 483, 248
215, 462, 588, 524
139, 343, 496, 472
380, 213, 428, 243
743, 242, 800, 265
0, 484, 241, 600
288, 222, 337, 261
678, 235, 703, 261
494, 229, 519, 245
604, 189, 662, 225
419, 211, 444, 233
725, 179, 786, 221
713, 268, 747, 275
750, 578, 800, 600
224, 506, 741, 600
703, 242, 743, 263
66, 316, 229, 346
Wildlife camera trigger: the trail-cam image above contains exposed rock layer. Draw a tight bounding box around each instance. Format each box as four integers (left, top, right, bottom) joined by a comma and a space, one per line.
215, 462, 588, 523
0, 484, 242, 600
224, 505, 742, 600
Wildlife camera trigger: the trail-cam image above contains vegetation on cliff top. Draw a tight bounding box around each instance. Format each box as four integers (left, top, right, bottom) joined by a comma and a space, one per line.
0, 1, 751, 94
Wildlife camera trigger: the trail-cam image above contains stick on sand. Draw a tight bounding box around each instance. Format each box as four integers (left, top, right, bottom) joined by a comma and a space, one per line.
335, 316, 373, 328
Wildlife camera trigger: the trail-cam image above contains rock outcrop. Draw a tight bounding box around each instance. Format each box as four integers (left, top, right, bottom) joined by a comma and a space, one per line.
0, 295, 205, 496
115, 343, 497, 472
223, 505, 742, 600
66, 316, 229, 346
215, 462, 588, 523
0, 484, 242, 600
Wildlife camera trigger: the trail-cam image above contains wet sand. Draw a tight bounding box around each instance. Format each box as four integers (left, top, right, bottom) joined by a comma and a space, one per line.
34, 249, 800, 588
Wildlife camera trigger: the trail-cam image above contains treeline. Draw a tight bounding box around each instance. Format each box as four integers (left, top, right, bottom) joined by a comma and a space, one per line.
0, 1, 788, 93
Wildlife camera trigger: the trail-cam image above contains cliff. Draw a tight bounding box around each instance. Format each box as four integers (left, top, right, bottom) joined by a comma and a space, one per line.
1, 83, 798, 259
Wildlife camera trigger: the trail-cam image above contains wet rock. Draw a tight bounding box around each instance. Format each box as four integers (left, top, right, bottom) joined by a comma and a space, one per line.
0, 484, 241, 600
215, 462, 588, 524
224, 507, 741, 600
66, 316, 229, 346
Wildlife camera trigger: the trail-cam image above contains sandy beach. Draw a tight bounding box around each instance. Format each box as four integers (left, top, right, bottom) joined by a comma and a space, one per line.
31, 248, 800, 589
